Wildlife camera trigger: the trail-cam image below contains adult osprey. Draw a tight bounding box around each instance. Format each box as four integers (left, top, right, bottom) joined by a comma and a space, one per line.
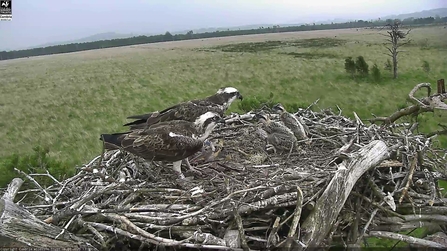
271, 103, 309, 141
254, 112, 298, 154
123, 87, 243, 130
100, 112, 225, 179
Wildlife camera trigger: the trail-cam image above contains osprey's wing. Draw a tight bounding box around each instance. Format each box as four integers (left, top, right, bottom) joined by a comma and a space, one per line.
148, 120, 197, 135
130, 126, 204, 162
123, 102, 184, 128
124, 96, 225, 129
123, 99, 214, 129
145, 102, 224, 127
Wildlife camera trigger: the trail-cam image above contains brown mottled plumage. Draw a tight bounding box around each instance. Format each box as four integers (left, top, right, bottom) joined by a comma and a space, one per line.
266, 132, 297, 154
100, 112, 225, 178
254, 112, 297, 154
123, 87, 243, 130
254, 112, 297, 138
125, 101, 224, 130
272, 103, 309, 141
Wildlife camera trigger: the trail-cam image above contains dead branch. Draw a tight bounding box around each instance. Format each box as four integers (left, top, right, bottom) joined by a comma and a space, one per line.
1, 178, 24, 201
0, 178, 93, 249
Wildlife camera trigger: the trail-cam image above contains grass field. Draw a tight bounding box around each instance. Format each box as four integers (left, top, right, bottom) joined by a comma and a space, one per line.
1, 26, 447, 183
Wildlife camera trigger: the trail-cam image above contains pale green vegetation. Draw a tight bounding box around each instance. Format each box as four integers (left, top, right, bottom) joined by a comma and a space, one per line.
0, 26, 446, 186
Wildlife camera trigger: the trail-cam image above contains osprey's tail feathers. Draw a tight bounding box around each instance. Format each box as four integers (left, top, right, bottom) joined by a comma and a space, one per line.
99, 132, 129, 150
123, 114, 151, 127
124, 110, 165, 128
126, 112, 151, 120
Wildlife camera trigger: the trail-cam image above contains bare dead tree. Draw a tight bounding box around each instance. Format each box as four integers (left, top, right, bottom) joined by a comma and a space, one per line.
382, 20, 411, 79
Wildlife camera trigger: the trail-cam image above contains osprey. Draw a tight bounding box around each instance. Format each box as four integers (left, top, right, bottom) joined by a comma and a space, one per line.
254, 111, 296, 137
123, 87, 243, 130
265, 132, 297, 154
272, 103, 309, 141
100, 112, 225, 179
254, 112, 298, 154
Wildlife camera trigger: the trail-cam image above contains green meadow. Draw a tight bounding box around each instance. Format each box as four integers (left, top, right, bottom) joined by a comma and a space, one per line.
0, 26, 446, 185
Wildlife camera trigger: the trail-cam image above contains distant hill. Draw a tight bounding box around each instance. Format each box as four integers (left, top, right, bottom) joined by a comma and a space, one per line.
382, 8, 447, 20
75, 32, 137, 43
172, 24, 285, 35
286, 18, 353, 25
32, 32, 136, 49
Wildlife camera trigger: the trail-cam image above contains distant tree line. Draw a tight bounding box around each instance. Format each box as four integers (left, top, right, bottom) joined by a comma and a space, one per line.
1, 16, 446, 61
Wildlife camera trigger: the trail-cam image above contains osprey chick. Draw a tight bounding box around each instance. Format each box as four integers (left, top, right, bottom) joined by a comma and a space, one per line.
254, 112, 297, 154
254, 111, 296, 137
272, 103, 309, 142
100, 112, 225, 179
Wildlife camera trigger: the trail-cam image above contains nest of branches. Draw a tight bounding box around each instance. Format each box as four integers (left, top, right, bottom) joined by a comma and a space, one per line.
2, 83, 447, 251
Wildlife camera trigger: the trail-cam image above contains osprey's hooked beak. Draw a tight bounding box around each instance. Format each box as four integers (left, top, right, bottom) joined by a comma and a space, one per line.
237, 92, 243, 101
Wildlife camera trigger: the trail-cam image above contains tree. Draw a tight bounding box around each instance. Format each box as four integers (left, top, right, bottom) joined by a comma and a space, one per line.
371, 63, 381, 82
163, 31, 173, 41
382, 20, 411, 79
344, 57, 356, 77
422, 60, 430, 74
355, 56, 369, 76
186, 30, 194, 39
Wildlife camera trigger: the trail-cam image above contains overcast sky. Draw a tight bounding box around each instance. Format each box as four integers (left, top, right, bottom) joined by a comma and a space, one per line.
0, 0, 445, 51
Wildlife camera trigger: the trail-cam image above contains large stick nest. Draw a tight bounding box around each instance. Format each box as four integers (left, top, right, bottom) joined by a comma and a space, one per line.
5, 97, 447, 250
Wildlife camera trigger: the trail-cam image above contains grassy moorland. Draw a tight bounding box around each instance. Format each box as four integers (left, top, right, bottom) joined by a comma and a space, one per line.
0, 26, 446, 186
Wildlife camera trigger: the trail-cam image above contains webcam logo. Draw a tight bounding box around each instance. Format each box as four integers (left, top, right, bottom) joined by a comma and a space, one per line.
0, 0, 12, 21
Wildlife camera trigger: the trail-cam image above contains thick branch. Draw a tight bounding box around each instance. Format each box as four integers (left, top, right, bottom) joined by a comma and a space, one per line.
300, 140, 390, 248
408, 83, 431, 106
1, 178, 24, 201
0, 199, 93, 249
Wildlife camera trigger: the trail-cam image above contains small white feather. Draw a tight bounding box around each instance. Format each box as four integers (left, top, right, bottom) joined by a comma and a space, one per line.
169, 132, 183, 137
